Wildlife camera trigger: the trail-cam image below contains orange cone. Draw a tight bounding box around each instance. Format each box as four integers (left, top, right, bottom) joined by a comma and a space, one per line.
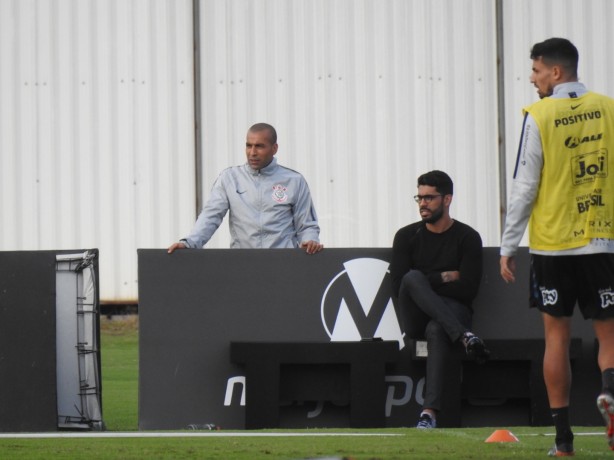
484, 429, 519, 443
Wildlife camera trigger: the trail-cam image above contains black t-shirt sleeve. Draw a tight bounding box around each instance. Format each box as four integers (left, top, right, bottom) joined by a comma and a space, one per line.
390, 221, 483, 305
390, 224, 418, 297
434, 226, 483, 302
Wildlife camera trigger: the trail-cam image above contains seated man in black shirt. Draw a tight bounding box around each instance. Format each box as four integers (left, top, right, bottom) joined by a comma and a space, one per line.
390, 170, 489, 429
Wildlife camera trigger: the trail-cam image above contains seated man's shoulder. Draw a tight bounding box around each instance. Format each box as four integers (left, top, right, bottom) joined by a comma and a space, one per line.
395, 222, 423, 238
452, 220, 483, 243
453, 219, 477, 231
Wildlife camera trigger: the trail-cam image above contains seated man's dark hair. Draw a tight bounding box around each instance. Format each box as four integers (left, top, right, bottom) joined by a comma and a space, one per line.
417, 170, 453, 196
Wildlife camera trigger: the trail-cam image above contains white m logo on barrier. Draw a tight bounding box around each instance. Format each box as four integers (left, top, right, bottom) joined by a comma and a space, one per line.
320, 258, 404, 349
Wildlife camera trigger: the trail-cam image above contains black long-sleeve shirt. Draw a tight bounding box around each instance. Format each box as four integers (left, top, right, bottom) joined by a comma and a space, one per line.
390, 220, 483, 307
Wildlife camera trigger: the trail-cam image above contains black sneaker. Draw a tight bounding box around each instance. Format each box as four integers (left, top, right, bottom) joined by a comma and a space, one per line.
547, 441, 575, 456
462, 332, 490, 364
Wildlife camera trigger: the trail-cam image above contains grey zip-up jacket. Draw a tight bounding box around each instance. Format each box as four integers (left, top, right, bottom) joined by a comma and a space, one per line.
182, 158, 320, 249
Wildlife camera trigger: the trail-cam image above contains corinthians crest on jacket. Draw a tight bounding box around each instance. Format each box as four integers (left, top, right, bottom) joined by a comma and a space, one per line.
272, 184, 288, 203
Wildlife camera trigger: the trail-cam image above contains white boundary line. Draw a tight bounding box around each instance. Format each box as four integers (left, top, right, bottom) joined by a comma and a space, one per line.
519, 432, 603, 437
0, 431, 604, 439
0, 432, 402, 439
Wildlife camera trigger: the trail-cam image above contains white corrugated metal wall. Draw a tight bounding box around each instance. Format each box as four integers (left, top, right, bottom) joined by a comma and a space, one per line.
0, 0, 195, 301
2, 0, 613, 301
198, 0, 501, 249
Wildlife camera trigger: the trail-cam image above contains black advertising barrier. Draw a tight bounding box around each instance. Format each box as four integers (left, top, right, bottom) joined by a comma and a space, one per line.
0, 249, 102, 432
0, 251, 57, 432
138, 248, 601, 430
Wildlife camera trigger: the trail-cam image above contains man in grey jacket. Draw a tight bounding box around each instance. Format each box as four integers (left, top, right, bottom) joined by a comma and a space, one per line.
168, 123, 323, 254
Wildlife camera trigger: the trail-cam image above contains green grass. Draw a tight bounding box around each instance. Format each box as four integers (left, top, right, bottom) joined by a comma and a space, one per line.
99, 316, 139, 431
1, 427, 611, 459
0, 317, 612, 459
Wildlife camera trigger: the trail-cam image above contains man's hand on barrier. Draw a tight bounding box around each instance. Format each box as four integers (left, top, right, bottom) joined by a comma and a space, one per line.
300, 241, 324, 254
167, 242, 187, 254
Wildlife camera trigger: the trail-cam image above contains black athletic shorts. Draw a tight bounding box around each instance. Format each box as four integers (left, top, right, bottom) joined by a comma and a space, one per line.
530, 253, 614, 319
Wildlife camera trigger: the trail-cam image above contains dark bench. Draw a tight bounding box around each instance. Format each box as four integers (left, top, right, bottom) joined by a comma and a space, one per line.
412, 338, 583, 427
230, 340, 399, 429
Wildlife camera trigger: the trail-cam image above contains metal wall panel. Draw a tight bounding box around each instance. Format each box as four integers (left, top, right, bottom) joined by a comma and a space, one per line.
0, 0, 196, 301
500, 0, 614, 246
198, 0, 501, 250
3, 0, 613, 301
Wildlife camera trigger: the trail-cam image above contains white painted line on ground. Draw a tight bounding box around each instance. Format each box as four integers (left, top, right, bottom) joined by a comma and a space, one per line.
518, 432, 603, 437
0, 432, 402, 439
1, 431, 604, 440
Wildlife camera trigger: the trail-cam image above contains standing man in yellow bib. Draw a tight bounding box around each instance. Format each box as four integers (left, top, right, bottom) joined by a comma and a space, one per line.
500, 38, 614, 456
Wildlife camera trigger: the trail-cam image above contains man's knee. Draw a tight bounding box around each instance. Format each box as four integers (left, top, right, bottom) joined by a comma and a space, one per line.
401, 270, 428, 291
